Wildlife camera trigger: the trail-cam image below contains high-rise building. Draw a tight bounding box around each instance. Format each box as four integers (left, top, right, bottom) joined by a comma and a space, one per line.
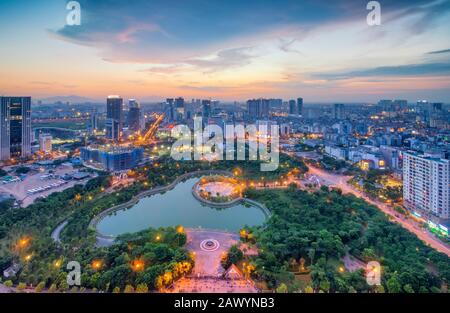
105, 96, 123, 141
378, 100, 393, 111
174, 97, 185, 121
128, 99, 138, 109
247, 99, 269, 119
268, 98, 282, 109
403, 151, 450, 222
297, 98, 303, 116
80, 146, 143, 172
288, 99, 296, 115
333, 103, 345, 120
202, 100, 212, 119
431, 102, 443, 113
0, 97, 31, 160
166, 98, 175, 122
127, 99, 141, 132
175, 97, 184, 108
184, 103, 193, 120
416, 100, 428, 116
39, 133, 52, 154
393, 99, 407, 110
90, 111, 100, 132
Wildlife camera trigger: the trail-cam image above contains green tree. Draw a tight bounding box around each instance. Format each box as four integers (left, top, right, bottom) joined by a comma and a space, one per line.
136, 283, 149, 293
386, 274, 401, 293
48, 283, 57, 293
58, 281, 69, 292
403, 284, 415, 293
221, 245, 244, 269
17, 282, 27, 291
276, 283, 288, 293
319, 279, 330, 293
35, 281, 45, 293
124, 284, 134, 293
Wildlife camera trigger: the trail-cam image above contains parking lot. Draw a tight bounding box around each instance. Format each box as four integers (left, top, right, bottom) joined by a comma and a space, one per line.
0, 163, 95, 207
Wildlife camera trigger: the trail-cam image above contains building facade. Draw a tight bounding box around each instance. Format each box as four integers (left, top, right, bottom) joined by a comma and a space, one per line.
297, 98, 303, 116
0, 96, 32, 161
80, 146, 143, 172
39, 133, 52, 154
106, 96, 123, 141
247, 99, 269, 119
333, 103, 345, 120
127, 99, 141, 132
403, 152, 450, 224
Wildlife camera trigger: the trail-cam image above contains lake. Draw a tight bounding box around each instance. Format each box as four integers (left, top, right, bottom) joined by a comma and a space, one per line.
96, 178, 267, 236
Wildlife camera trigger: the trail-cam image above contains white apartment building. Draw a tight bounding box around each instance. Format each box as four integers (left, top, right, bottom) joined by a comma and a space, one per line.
403, 151, 450, 222
39, 134, 52, 154
324, 144, 348, 160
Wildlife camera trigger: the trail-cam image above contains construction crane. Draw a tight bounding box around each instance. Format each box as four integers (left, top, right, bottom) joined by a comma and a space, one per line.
136, 113, 164, 145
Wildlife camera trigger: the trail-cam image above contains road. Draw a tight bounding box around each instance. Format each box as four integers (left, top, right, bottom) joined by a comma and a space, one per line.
306, 164, 450, 257
51, 221, 68, 243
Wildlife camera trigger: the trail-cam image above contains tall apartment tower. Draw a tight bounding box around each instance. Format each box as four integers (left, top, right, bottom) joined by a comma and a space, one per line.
297, 98, 303, 116
90, 111, 100, 132
202, 100, 212, 119
403, 151, 450, 222
106, 95, 123, 141
127, 99, 141, 132
0, 97, 31, 161
333, 103, 345, 120
247, 99, 269, 119
288, 99, 296, 115
165, 98, 175, 122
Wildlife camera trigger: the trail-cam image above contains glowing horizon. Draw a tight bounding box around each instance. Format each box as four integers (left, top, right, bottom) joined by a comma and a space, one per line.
1, 0, 450, 102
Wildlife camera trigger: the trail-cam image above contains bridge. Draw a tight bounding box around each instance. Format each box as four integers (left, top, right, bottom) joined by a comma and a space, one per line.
33, 127, 82, 133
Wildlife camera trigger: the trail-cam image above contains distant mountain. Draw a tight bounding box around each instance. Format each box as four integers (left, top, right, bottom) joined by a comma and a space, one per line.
36, 95, 99, 104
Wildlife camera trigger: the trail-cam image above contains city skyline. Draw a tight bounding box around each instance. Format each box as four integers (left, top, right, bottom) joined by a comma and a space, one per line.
1, 0, 450, 102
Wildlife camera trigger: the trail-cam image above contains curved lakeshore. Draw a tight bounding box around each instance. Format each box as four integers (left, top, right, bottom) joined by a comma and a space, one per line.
191, 180, 271, 217
89, 170, 270, 240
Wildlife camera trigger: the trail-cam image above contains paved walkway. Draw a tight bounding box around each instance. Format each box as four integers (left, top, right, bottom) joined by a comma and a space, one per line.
51, 221, 68, 243
169, 229, 258, 293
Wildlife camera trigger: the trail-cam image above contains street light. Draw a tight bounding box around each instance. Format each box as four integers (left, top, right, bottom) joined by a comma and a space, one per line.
131, 259, 145, 272
18, 237, 30, 248
92, 260, 103, 270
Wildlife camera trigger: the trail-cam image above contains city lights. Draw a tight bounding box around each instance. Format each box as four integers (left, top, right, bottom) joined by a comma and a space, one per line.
92, 260, 103, 270
18, 237, 30, 248
131, 259, 145, 272
1, 0, 450, 299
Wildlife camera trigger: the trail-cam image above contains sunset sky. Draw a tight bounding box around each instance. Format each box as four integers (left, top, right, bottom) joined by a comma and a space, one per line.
1, 0, 450, 102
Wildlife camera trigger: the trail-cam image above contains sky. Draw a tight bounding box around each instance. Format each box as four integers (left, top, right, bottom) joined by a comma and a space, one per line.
0, 0, 450, 103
